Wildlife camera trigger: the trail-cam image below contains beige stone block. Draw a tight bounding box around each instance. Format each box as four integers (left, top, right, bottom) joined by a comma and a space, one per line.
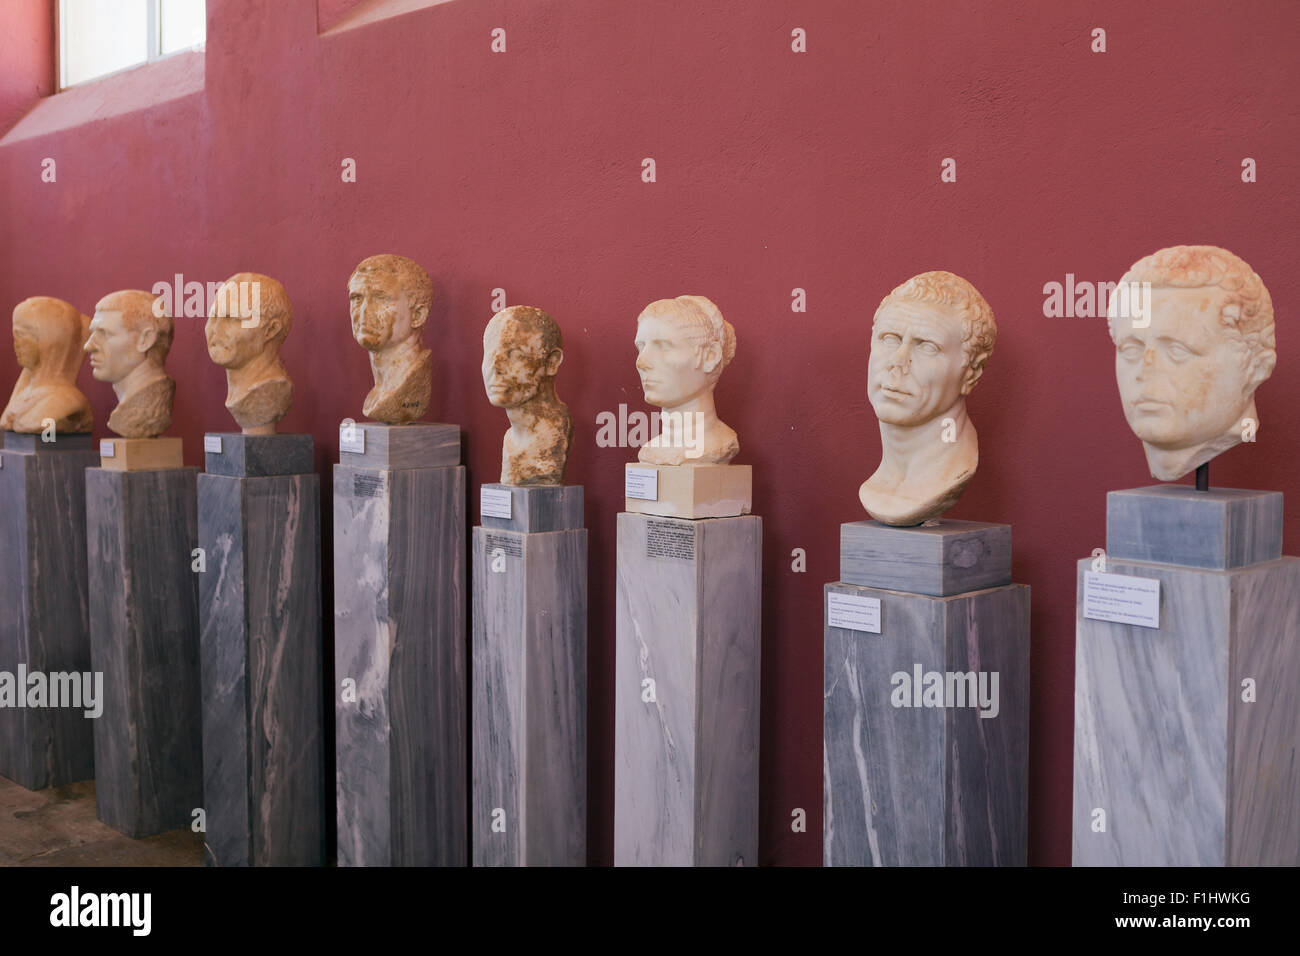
100, 437, 184, 472
624, 463, 751, 519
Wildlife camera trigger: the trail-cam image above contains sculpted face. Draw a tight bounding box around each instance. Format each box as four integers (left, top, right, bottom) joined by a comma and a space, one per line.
482, 314, 552, 407
12, 312, 40, 369
205, 292, 270, 370
1114, 286, 1258, 451
84, 307, 144, 383
349, 270, 413, 352
634, 312, 715, 409
868, 300, 968, 427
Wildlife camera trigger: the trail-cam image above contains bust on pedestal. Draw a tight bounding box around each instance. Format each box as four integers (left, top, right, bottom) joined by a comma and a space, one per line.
472, 305, 586, 866
82, 289, 201, 837
1074, 245, 1299, 866
824, 271, 1029, 867
197, 273, 324, 866
615, 295, 761, 866
333, 254, 467, 867
0, 296, 98, 791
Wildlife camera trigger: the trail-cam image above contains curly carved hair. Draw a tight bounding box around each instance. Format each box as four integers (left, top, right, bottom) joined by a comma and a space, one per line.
1106, 246, 1275, 361
875, 271, 997, 381
638, 295, 736, 381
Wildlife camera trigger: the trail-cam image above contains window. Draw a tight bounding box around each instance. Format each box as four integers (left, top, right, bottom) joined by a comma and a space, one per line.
59, 0, 206, 90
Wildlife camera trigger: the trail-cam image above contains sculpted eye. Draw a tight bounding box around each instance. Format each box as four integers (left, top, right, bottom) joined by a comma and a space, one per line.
877, 331, 901, 345
1119, 342, 1143, 361
917, 341, 939, 355
1166, 342, 1193, 362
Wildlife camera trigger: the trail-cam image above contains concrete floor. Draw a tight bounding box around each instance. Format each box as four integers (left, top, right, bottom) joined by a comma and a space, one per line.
0, 776, 204, 866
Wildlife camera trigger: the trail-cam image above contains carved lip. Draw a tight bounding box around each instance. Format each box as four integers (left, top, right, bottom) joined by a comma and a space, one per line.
1134, 397, 1171, 410
879, 384, 912, 397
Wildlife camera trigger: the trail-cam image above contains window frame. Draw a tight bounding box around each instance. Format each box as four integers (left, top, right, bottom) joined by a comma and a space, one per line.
57, 0, 205, 92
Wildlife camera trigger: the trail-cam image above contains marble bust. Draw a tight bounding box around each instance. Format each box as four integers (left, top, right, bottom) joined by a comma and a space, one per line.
0, 296, 93, 434
205, 272, 294, 434
348, 254, 433, 424
1108, 245, 1276, 481
859, 271, 997, 526
482, 305, 572, 484
83, 289, 175, 438
634, 295, 738, 465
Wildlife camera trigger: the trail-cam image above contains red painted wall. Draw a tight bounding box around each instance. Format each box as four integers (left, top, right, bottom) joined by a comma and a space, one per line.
2, 0, 1298, 866
0, 0, 52, 134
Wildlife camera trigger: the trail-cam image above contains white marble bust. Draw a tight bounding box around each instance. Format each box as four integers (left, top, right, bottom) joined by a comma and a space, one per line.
84, 289, 175, 438
634, 295, 738, 466
482, 305, 572, 484
0, 296, 93, 435
204, 272, 294, 434
1109, 245, 1276, 481
348, 254, 433, 425
859, 271, 996, 526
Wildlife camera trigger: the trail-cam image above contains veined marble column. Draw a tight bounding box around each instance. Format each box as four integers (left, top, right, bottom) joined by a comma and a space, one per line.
198, 433, 325, 867
334, 422, 467, 867
0, 432, 99, 790
614, 505, 762, 866
472, 483, 586, 866
86, 452, 202, 838
823, 520, 1030, 867
1073, 486, 1300, 866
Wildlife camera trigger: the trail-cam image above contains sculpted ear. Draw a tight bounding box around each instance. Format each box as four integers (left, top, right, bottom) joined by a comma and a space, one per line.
1248, 347, 1277, 391
960, 357, 987, 396
136, 326, 158, 354
545, 347, 563, 377
409, 298, 429, 331
699, 341, 722, 376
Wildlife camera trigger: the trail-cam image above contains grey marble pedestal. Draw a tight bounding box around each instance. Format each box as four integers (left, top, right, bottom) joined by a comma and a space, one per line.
824, 520, 1030, 867
0, 432, 99, 790
334, 423, 466, 867
87, 466, 202, 838
1073, 486, 1300, 866
614, 511, 762, 866
197, 433, 324, 867
472, 484, 586, 866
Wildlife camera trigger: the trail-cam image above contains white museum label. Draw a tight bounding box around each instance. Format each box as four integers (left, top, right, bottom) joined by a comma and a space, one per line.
1083, 570, 1161, 629
828, 592, 882, 634
339, 423, 365, 455
481, 487, 513, 519
99, 440, 115, 458
625, 466, 659, 501
204, 435, 223, 454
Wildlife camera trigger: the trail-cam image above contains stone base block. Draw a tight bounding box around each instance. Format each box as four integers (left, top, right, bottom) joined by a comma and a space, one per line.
472, 518, 587, 866
480, 483, 582, 533
614, 512, 761, 865
333, 462, 467, 866
0, 434, 99, 790
203, 432, 313, 477
339, 421, 460, 471
823, 579, 1030, 866
840, 519, 1012, 597
87, 467, 202, 837
623, 463, 751, 519
1106, 485, 1283, 569
98, 436, 184, 472
1073, 555, 1300, 865
198, 452, 324, 867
